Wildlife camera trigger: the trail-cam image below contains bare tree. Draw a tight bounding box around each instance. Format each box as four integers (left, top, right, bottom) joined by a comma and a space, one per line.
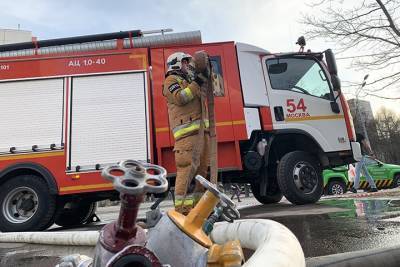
303, 0, 400, 99
365, 108, 400, 162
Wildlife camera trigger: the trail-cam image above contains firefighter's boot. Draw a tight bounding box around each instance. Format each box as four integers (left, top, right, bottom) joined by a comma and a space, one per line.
174, 195, 195, 215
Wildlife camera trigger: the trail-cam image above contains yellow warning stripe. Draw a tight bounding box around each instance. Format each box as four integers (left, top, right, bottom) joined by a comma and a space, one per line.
156, 127, 170, 133
285, 114, 344, 122
216, 121, 233, 127
376, 179, 389, 188
351, 179, 394, 189
0, 151, 64, 161
60, 183, 113, 193
155, 120, 246, 133
232, 120, 246, 125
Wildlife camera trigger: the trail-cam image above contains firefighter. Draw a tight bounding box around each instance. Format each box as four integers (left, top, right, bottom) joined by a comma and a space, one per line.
163, 52, 210, 215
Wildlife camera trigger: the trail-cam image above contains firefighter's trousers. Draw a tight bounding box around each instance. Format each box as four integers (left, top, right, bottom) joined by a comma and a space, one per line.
174, 133, 210, 212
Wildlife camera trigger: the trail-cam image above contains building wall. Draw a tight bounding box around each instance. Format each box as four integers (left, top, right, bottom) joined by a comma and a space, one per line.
348, 98, 375, 139
0, 29, 32, 45
348, 98, 374, 122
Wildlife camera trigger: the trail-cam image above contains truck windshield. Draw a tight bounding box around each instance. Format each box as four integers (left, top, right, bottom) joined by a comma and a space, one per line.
266, 57, 332, 100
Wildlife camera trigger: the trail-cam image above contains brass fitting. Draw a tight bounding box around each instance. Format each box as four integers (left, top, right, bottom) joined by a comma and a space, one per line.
207, 240, 244, 267
168, 190, 219, 248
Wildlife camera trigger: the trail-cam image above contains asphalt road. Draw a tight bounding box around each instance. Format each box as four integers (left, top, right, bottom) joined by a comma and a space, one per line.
2, 189, 400, 266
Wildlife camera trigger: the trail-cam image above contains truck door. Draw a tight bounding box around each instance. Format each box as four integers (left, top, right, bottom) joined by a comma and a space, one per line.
262, 55, 350, 152
236, 43, 271, 136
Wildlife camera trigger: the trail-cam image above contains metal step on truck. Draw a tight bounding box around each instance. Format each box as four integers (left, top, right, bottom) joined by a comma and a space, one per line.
0, 29, 361, 232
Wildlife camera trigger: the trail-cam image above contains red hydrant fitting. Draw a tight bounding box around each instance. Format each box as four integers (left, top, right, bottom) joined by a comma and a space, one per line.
92, 160, 168, 267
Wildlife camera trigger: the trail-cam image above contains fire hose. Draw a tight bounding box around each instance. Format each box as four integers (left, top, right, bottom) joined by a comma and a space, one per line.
0, 231, 99, 246
179, 51, 218, 209
194, 50, 218, 185
211, 220, 305, 267
0, 160, 305, 266
0, 192, 304, 266
0, 220, 304, 266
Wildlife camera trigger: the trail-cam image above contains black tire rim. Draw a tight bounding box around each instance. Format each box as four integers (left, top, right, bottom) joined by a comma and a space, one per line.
2, 187, 39, 223
292, 162, 318, 194
331, 183, 344, 195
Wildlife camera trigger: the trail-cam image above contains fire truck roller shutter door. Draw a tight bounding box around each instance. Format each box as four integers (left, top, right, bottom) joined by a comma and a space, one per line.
68, 72, 149, 170
0, 78, 64, 152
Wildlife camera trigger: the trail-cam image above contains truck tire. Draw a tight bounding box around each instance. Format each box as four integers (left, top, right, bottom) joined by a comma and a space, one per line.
251, 181, 283, 204
0, 175, 56, 232
277, 151, 323, 205
392, 174, 400, 188
327, 180, 346, 195
55, 201, 97, 227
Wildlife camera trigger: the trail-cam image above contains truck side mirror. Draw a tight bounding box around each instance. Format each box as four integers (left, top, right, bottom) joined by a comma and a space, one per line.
325, 49, 337, 75
330, 101, 340, 113
330, 74, 341, 112
331, 74, 341, 92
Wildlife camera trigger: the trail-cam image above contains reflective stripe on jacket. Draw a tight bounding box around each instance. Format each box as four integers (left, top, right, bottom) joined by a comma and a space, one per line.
172, 119, 210, 139
163, 73, 209, 140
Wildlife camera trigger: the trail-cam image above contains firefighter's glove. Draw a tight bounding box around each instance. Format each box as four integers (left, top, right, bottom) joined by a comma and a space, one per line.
201, 67, 211, 78
194, 51, 211, 77
194, 73, 208, 87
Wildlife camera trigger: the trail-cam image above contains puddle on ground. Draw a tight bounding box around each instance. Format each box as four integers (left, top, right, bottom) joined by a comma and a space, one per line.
319, 198, 400, 221
268, 198, 400, 257
0, 244, 94, 267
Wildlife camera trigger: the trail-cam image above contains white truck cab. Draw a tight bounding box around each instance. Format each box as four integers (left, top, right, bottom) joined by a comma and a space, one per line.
236, 42, 361, 204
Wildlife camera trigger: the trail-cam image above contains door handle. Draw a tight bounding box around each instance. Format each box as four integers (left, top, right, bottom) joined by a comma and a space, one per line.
274, 106, 284, 121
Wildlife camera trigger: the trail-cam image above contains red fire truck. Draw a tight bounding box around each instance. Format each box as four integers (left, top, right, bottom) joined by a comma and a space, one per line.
0, 29, 360, 231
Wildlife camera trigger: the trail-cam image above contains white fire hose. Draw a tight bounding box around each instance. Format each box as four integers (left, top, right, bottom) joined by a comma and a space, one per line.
0, 219, 304, 267
0, 231, 99, 246
211, 219, 305, 267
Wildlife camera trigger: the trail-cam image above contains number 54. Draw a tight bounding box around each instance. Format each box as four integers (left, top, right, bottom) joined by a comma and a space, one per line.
287, 98, 307, 113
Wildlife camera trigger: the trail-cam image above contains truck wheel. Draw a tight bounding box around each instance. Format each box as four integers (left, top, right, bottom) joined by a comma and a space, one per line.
327, 180, 346, 195
0, 175, 56, 232
393, 174, 400, 188
277, 151, 323, 205
251, 181, 283, 204
55, 201, 97, 227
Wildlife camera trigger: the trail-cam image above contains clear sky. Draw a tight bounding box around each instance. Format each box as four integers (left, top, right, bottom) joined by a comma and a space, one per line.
1, 0, 398, 115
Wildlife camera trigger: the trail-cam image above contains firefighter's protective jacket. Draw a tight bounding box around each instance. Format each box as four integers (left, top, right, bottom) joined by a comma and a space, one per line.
163, 74, 209, 140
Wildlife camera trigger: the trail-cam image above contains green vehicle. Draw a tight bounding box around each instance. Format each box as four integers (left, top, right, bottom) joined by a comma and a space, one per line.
323, 157, 400, 195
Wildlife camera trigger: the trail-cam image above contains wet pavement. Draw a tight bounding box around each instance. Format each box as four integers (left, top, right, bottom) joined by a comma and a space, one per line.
2, 190, 400, 266
240, 197, 400, 257
0, 243, 94, 267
